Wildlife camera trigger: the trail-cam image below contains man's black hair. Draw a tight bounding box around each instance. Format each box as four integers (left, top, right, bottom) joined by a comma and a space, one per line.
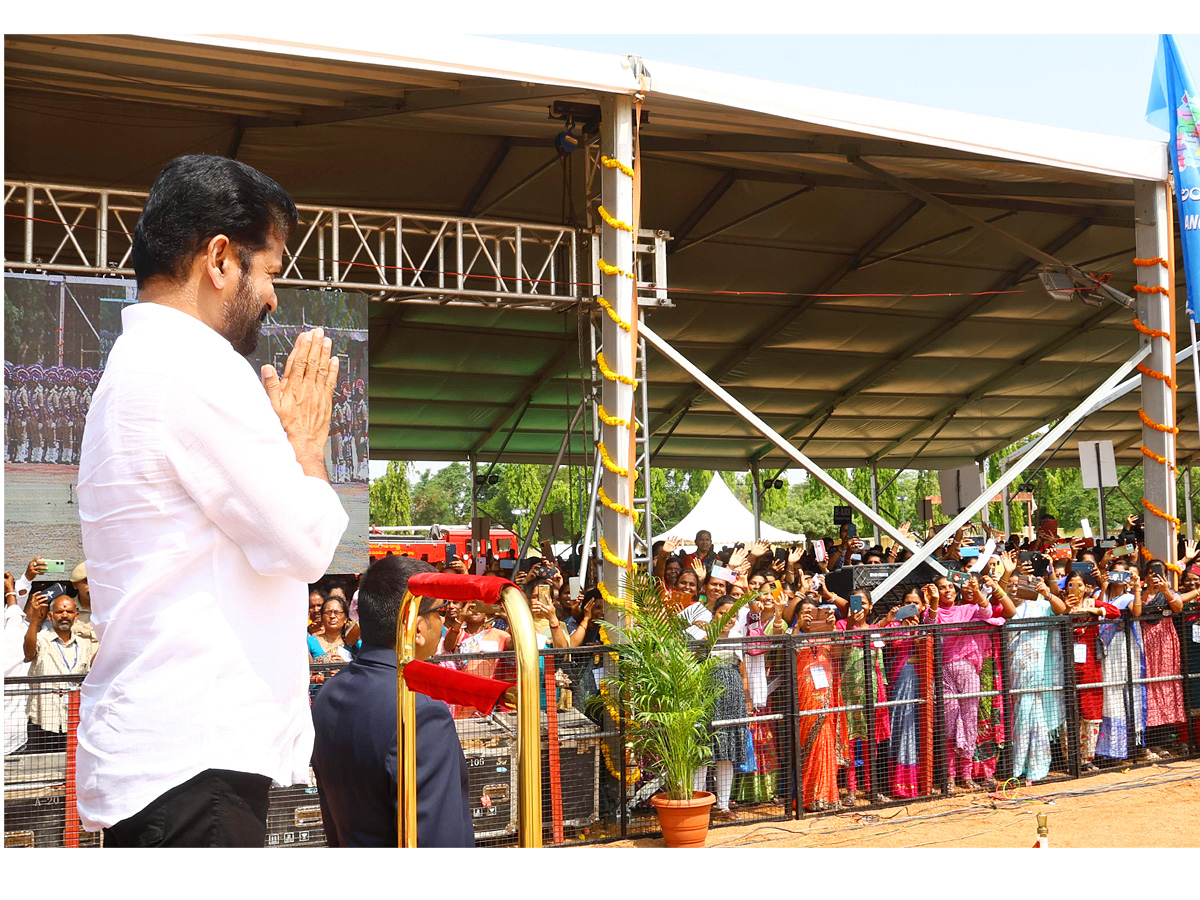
357, 556, 436, 648
131, 154, 299, 288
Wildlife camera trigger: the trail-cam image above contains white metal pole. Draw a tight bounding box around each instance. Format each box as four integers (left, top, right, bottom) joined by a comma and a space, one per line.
640, 322, 942, 570
870, 466, 881, 546
598, 94, 637, 597
1001, 460, 1012, 537
1185, 466, 1194, 541
1134, 179, 1177, 567
751, 460, 762, 542
868, 344, 1151, 601
469, 454, 478, 523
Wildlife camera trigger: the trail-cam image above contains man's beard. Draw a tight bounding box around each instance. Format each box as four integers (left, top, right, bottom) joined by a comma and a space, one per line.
222, 269, 270, 357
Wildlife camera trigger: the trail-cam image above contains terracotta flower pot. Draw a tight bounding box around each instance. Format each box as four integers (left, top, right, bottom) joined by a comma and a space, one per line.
650, 791, 716, 848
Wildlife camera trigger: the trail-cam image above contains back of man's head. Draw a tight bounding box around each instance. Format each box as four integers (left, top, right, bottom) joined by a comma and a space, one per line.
357, 556, 437, 648
131, 154, 299, 289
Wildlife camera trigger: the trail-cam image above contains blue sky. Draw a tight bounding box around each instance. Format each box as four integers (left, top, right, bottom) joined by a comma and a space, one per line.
498, 34, 1199, 141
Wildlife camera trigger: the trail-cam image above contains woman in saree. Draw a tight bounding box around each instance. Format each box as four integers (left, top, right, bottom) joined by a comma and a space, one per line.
794, 598, 847, 812
1096, 564, 1146, 760
837, 594, 891, 805
885, 589, 927, 798
1065, 568, 1122, 772
733, 590, 789, 805
924, 574, 1011, 794
1138, 562, 1187, 757
1006, 574, 1066, 784
696, 598, 752, 821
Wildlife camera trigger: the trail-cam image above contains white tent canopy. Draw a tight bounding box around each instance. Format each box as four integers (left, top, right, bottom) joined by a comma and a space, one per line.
654, 475, 803, 546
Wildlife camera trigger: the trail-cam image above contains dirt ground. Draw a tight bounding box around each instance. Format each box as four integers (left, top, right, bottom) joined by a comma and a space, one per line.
604, 759, 1200, 848
4, 463, 369, 574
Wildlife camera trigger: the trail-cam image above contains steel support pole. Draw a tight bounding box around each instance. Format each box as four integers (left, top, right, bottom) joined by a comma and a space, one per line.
870, 466, 881, 546
598, 93, 638, 597
640, 323, 941, 571
1134, 179, 1177, 568
868, 344, 1151, 602
580, 449, 604, 577
517, 399, 586, 562
1001, 460, 1012, 537
750, 460, 762, 541
468, 455, 478, 524
1186, 466, 1194, 541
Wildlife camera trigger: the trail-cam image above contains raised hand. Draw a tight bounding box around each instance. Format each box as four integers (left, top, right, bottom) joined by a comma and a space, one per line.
690, 558, 706, 581
788, 546, 804, 566
663, 536, 683, 555
749, 540, 771, 559
728, 547, 750, 569
24, 557, 47, 582
261, 327, 339, 479
28, 591, 49, 624
1185, 540, 1198, 562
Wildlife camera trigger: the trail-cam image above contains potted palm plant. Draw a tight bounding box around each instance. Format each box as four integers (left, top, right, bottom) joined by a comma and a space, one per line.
593, 569, 751, 847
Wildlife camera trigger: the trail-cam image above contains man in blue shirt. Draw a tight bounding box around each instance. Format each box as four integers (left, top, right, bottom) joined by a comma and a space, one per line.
311, 556, 474, 847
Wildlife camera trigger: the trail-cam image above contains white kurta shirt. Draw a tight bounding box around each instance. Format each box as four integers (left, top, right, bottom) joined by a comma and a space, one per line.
75, 302, 348, 831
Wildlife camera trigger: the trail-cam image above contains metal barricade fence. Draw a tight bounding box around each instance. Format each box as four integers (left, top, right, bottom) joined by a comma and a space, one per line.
5, 605, 1198, 848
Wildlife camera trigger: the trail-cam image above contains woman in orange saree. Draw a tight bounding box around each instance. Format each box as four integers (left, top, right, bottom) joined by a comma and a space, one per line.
794, 601, 847, 812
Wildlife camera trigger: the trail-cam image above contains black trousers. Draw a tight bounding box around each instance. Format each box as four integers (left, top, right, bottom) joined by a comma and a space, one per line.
103, 768, 271, 848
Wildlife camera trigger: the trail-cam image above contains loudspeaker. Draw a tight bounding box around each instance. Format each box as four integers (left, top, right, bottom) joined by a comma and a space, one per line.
824, 561, 940, 614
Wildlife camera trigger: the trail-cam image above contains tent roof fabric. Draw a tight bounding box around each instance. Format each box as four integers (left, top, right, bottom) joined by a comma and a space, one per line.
4, 34, 1186, 473
653, 475, 804, 545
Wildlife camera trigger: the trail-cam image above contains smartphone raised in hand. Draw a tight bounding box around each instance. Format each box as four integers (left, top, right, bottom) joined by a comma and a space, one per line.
892, 602, 919, 621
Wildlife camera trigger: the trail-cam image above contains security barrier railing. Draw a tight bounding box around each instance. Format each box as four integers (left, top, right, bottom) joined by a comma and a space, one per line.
5, 606, 1198, 847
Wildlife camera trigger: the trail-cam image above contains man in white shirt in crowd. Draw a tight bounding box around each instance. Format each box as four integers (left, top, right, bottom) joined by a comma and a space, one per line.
23, 588, 94, 752
4, 570, 32, 755
76, 155, 348, 847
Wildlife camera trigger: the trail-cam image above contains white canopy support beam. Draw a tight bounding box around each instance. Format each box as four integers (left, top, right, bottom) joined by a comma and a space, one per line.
869, 342, 1152, 602
750, 460, 762, 541
640, 322, 942, 570
1134, 179, 1177, 566
597, 93, 638, 598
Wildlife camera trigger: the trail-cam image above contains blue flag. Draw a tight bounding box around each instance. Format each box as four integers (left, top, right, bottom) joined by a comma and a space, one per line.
1147, 34, 1200, 319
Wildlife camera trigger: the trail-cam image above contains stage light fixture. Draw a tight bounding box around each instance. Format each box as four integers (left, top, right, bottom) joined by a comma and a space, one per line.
1039, 266, 1134, 309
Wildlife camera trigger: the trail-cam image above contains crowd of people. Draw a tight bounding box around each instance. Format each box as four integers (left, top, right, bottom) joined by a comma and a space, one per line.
3, 364, 100, 465
345, 513, 1200, 824
6, 506, 1199, 834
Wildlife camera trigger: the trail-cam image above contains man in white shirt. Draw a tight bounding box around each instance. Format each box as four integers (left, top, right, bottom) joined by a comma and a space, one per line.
23, 589, 95, 752
76, 155, 348, 847
4, 571, 32, 755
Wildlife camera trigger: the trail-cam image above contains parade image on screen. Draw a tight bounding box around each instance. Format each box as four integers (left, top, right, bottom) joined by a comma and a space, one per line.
4, 275, 369, 574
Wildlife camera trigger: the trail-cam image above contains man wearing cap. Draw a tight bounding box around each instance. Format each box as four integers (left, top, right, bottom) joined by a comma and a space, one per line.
76, 155, 348, 847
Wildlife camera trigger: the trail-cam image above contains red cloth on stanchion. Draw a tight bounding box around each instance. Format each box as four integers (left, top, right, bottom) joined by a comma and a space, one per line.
407, 573, 516, 605
402, 659, 514, 715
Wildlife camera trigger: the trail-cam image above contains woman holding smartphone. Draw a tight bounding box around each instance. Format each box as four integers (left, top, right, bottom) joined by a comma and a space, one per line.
1095, 562, 1146, 760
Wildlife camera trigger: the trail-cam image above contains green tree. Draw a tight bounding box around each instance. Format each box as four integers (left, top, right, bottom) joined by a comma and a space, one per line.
369, 460, 411, 527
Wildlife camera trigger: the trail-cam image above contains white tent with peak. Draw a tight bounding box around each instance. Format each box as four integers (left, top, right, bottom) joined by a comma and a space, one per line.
653, 475, 805, 546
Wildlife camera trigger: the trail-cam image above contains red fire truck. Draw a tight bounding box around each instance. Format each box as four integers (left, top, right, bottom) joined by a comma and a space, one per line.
368, 524, 521, 565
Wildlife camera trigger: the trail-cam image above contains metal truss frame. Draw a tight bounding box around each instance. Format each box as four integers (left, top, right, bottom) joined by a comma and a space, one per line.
4, 180, 674, 313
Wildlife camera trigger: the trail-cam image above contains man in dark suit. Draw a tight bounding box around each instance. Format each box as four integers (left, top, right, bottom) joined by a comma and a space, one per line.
311, 556, 474, 847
